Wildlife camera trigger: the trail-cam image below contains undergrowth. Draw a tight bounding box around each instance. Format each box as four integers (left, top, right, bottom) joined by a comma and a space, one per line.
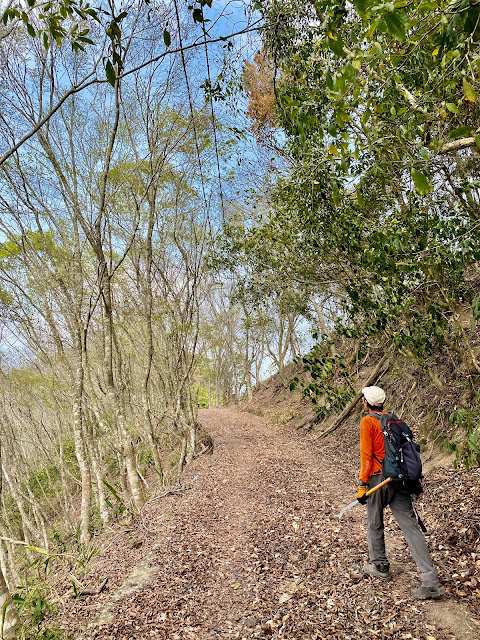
447, 383, 480, 469
12, 582, 72, 639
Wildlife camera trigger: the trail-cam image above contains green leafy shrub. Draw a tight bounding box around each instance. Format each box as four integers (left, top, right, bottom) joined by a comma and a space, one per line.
12, 581, 71, 639
449, 387, 480, 469
291, 336, 355, 418
195, 385, 209, 408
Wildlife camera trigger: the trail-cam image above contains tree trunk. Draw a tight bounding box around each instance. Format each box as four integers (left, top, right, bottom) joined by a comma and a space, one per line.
444, 332, 480, 375
0, 567, 21, 639
143, 397, 163, 472
117, 454, 129, 498
83, 372, 111, 524
3, 542, 20, 590
116, 395, 145, 513
102, 273, 145, 513
310, 295, 330, 336
245, 371, 253, 402
142, 198, 163, 473
0, 546, 10, 591
90, 449, 110, 526
21, 483, 49, 552
57, 434, 74, 522
185, 422, 197, 465
178, 436, 188, 474
1, 467, 39, 550
244, 323, 253, 401
73, 331, 92, 545
31, 504, 49, 552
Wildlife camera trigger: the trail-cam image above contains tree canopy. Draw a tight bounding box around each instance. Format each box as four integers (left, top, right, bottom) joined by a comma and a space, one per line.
211, 0, 480, 463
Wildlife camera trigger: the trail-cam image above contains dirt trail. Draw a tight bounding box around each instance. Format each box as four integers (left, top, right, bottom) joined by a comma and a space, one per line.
65, 408, 479, 640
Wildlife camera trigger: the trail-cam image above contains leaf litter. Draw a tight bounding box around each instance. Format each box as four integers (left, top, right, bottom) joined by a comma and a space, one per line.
57, 407, 480, 639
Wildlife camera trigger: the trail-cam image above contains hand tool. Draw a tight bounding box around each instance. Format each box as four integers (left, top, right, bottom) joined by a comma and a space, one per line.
338, 477, 392, 520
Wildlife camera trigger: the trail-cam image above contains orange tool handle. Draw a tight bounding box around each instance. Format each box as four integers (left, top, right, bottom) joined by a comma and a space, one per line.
365, 477, 392, 497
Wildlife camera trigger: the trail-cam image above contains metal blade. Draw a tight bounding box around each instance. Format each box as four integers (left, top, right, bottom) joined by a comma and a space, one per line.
338, 499, 359, 520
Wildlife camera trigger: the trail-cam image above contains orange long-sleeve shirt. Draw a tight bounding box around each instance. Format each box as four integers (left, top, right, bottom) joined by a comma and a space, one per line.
359, 413, 385, 484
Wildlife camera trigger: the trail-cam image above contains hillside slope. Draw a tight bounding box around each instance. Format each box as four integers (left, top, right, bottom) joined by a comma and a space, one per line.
241, 347, 474, 474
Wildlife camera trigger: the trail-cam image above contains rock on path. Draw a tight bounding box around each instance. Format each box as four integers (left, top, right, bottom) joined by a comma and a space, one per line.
64, 408, 478, 640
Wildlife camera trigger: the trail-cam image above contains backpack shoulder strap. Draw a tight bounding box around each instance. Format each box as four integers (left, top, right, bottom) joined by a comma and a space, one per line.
366, 413, 384, 465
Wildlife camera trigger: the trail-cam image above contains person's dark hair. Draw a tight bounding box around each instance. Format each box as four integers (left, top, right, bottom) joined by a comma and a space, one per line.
366, 402, 384, 412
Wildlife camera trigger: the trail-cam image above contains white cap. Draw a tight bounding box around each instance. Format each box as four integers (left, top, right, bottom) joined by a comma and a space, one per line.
362, 385, 386, 407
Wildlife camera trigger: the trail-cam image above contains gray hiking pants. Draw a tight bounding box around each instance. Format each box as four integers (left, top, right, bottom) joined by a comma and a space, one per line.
367, 474, 440, 587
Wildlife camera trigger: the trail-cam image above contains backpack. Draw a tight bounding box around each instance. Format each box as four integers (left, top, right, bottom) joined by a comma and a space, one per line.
368, 412, 423, 490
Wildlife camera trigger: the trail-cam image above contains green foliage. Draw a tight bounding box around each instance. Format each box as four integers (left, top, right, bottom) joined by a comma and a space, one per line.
263, 0, 480, 161
4, 494, 21, 530
102, 478, 129, 517
169, 450, 181, 468
104, 453, 120, 475
12, 581, 72, 640
292, 337, 355, 418
449, 386, 480, 469
411, 169, 433, 195
2, 0, 98, 63
138, 450, 154, 470
23, 630, 72, 640
195, 385, 209, 408
61, 438, 76, 465
51, 528, 68, 554
258, 0, 480, 206
219, 0, 480, 437
154, 467, 164, 485
0, 286, 14, 309
13, 589, 51, 626
76, 544, 97, 572
54, 438, 81, 485
236, 0, 480, 353
0, 238, 23, 295
211, 195, 327, 314
27, 465, 61, 500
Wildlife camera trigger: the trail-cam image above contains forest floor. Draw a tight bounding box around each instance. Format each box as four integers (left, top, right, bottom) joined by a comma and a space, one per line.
58, 407, 480, 640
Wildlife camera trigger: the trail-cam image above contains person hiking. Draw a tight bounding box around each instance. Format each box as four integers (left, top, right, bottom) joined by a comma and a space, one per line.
357, 385, 445, 599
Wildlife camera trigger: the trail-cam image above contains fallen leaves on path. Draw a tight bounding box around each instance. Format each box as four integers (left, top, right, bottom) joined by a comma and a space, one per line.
57, 408, 480, 640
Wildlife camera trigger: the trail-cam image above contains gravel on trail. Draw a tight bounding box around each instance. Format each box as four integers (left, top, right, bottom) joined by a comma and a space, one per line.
59, 407, 480, 640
